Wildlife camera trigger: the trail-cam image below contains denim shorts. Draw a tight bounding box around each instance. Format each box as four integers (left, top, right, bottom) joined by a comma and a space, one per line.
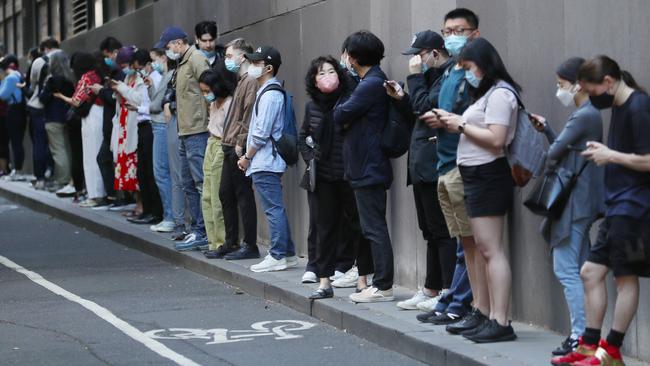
458, 158, 514, 218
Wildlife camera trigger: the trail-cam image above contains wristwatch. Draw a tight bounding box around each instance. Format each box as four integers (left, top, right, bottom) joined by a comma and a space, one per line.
458, 122, 467, 134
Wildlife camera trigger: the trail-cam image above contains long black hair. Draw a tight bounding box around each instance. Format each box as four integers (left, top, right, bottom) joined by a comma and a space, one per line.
578, 55, 645, 93
70, 51, 97, 80
198, 59, 237, 99
458, 38, 521, 99
304, 55, 348, 107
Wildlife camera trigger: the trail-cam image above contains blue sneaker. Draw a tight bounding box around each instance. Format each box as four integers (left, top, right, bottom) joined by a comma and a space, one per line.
174, 235, 208, 251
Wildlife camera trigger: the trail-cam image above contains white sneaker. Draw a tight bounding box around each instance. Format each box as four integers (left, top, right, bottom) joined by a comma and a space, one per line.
349, 286, 394, 303
250, 255, 287, 273
286, 256, 298, 268
416, 289, 448, 312
332, 267, 359, 288
182, 232, 197, 244
301, 271, 318, 283
329, 270, 345, 281
3, 169, 26, 181
397, 289, 434, 310
78, 199, 99, 208
56, 184, 76, 196
108, 203, 137, 212
150, 220, 175, 233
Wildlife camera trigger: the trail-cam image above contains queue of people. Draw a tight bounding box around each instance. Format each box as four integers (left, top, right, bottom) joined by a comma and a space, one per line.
0, 8, 648, 365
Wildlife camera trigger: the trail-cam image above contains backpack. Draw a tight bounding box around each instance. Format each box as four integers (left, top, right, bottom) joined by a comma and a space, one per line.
254, 83, 299, 166
380, 82, 413, 159
484, 85, 547, 187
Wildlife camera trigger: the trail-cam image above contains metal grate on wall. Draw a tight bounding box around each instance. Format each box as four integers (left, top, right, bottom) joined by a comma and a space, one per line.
71, 0, 88, 34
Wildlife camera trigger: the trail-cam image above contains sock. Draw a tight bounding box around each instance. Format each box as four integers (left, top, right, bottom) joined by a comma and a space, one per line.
606, 329, 625, 348
583, 327, 601, 346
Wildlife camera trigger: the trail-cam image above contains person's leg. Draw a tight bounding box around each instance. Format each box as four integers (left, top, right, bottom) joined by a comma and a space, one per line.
184, 132, 208, 237
66, 117, 85, 192
414, 182, 446, 294
202, 137, 226, 250
80, 108, 106, 199
444, 244, 474, 316
97, 111, 115, 198
151, 122, 173, 222
354, 185, 393, 291
610, 275, 640, 338
219, 148, 240, 245
470, 215, 510, 326
45, 122, 71, 186
136, 124, 151, 214
233, 165, 258, 246
28, 108, 48, 180
142, 123, 161, 217
251, 172, 291, 259
314, 180, 341, 284
6, 105, 26, 171
337, 182, 363, 274
306, 191, 319, 273
166, 116, 186, 231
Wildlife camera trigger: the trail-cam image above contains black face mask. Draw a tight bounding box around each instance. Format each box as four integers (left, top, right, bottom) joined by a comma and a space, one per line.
589, 91, 615, 110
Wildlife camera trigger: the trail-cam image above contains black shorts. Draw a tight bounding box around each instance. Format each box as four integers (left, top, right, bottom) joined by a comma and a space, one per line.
588, 216, 650, 278
458, 158, 514, 218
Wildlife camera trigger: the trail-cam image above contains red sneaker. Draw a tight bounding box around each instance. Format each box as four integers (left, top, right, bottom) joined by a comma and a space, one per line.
550, 337, 597, 366
572, 339, 624, 366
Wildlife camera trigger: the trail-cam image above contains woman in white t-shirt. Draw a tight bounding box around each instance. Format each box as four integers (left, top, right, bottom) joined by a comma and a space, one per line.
434, 38, 519, 343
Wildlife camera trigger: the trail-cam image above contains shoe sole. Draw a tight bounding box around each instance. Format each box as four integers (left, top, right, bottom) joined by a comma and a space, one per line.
396, 303, 419, 310
350, 297, 395, 303
250, 264, 288, 273
302, 279, 318, 284
467, 333, 517, 344
175, 246, 200, 252
224, 254, 261, 260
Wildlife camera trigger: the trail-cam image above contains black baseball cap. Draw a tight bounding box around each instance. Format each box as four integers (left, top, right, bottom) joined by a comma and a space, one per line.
402, 30, 445, 55
245, 46, 282, 70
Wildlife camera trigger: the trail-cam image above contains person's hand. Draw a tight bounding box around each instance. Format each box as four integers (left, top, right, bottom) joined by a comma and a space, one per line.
419, 110, 444, 129
235, 145, 244, 158
437, 109, 463, 133
312, 143, 321, 161
237, 156, 250, 171
408, 55, 423, 75
110, 79, 120, 91
125, 102, 138, 111
163, 103, 172, 121
582, 141, 613, 166
16, 82, 26, 88
143, 76, 153, 87
53, 92, 63, 99
89, 83, 103, 94
528, 113, 546, 132
383, 80, 405, 100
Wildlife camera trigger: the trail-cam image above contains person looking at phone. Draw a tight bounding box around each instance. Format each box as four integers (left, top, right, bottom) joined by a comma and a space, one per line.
528, 57, 605, 357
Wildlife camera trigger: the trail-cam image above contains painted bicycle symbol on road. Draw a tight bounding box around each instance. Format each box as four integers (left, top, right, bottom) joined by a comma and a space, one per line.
145, 320, 316, 345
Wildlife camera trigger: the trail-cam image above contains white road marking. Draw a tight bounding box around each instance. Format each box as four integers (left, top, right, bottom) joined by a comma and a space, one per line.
0, 255, 202, 366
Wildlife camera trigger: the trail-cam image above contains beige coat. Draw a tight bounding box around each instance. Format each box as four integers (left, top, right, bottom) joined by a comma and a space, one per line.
175, 46, 210, 136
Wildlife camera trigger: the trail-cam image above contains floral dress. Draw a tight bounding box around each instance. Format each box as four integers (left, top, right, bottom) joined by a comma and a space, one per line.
114, 78, 138, 192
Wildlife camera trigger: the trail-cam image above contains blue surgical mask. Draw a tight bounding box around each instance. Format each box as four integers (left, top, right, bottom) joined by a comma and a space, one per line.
225, 59, 240, 73
201, 50, 216, 59
152, 62, 164, 74
123, 67, 135, 76
104, 57, 116, 69
444, 35, 469, 57
465, 69, 482, 88
204, 92, 216, 103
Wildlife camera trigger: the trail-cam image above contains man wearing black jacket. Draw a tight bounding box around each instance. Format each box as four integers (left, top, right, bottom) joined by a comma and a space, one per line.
385, 31, 457, 311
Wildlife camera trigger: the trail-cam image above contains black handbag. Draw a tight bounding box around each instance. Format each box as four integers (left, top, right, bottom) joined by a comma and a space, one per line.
524, 160, 588, 218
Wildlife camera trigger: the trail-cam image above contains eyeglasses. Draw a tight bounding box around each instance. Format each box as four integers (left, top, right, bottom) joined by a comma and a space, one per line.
441, 28, 475, 37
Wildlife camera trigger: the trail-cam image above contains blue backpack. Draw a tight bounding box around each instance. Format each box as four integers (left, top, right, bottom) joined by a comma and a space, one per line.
254, 83, 299, 166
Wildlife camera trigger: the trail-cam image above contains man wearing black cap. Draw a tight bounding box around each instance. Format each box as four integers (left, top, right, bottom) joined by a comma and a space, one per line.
236, 46, 297, 273
385, 30, 457, 312
156, 26, 211, 251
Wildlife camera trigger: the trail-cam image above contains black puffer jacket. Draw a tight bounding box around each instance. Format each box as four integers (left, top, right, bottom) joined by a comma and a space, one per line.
298, 96, 345, 182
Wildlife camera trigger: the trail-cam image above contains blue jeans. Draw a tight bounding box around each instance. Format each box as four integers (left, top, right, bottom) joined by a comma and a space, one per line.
251, 172, 295, 259
553, 220, 591, 337
152, 122, 173, 222
166, 116, 186, 230
435, 243, 473, 316
178, 131, 208, 237
28, 107, 50, 179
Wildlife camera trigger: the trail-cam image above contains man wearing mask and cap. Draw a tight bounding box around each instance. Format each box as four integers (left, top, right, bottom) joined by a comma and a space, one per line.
155, 26, 211, 251
384, 30, 458, 313
236, 46, 297, 273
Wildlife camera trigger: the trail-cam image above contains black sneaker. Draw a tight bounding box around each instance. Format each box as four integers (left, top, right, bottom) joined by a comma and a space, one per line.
446, 308, 488, 335
416, 310, 439, 323
552, 335, 578, 356
203, 244, 240, 259
464, 319, 517, 343
425, 312, 463, 325
224, 243, 260, 260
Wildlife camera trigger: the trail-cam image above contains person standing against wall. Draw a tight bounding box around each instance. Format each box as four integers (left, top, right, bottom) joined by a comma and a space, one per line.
156, 26, 210, 251
527, 57, 605, 356
194, 21, 224, 68
0, 56, 27, 182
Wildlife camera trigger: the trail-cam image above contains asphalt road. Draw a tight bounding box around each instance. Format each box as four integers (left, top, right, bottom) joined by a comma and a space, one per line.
0, 196, 422, 366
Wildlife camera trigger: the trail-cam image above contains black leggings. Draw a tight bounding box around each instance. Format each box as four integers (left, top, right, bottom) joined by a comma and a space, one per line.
67, 115, 85, 192
137, 122, 162, 217
6, 104, 26, 170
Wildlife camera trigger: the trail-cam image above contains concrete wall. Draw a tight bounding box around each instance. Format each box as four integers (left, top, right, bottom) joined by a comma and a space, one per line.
60, 0, 650, 361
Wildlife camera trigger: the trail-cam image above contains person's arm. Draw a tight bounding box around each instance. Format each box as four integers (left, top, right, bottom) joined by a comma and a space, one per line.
115, 79, 145, 106
333, 78, 377, 126
406, 73, 440, 114
582, 142, 650, 171
298, 102, 314, 162
0, 74, 19, 101
38, 77, 55, 105
148, 83, 168, 115
235, 79, 258, 151
238, 90, 284, 171
545, 116, 587, 162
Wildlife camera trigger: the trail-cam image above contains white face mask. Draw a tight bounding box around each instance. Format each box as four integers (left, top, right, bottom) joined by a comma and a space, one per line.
165, 49, 180, 61
555, 85, 577, 107
248, 64, 264, 79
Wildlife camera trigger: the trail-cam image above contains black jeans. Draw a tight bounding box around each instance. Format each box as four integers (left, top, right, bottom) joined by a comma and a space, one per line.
354, 184, 392, 290
413, 182, 456, 290
67, 116, 85, 192
6, 104, 26, 171
314, 180, 364, 278
28, 107, 50, 179
137, 122, 162, 217
97, 109, 116, 197
219, 145, 257, 247
306, 191, 318, 273
0, 115, 9, 161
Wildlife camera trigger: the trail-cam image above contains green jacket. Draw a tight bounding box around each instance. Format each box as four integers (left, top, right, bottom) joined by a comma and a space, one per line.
175, 46, 210, 136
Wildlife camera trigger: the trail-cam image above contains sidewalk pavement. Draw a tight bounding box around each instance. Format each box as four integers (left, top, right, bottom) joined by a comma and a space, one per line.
1, 180, 648, 366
